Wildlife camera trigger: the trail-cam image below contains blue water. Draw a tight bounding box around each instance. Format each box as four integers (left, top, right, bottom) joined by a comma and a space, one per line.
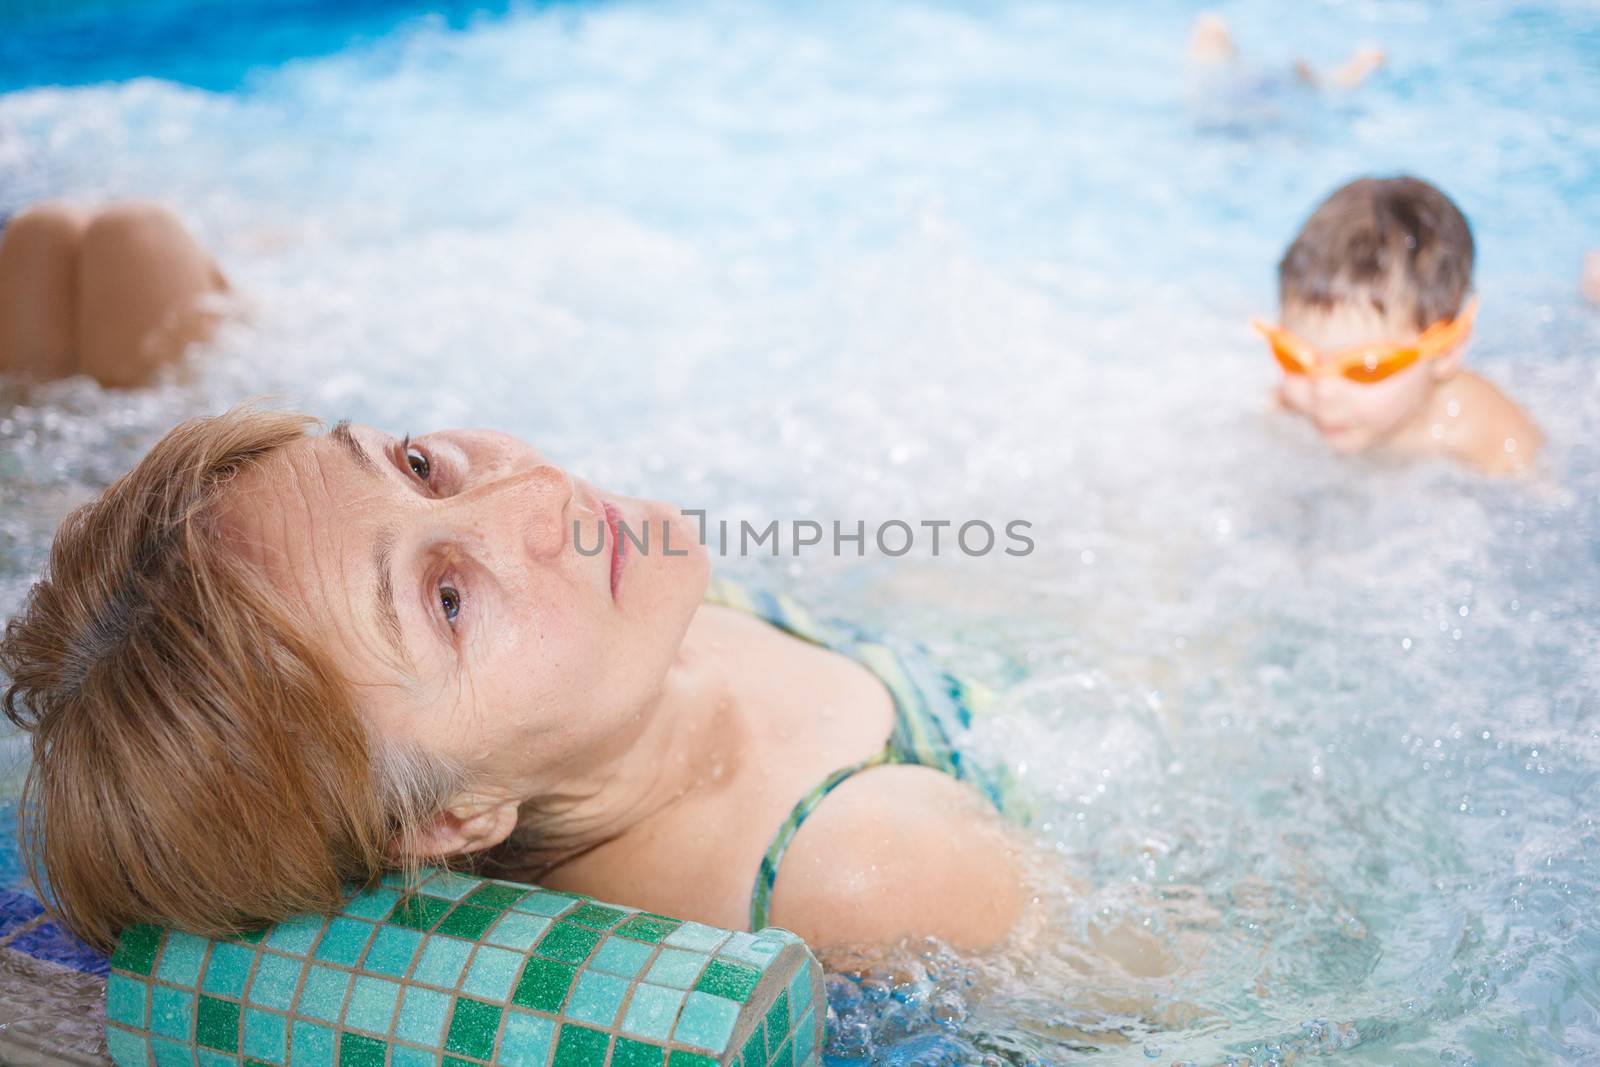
2, 1, 1598, 1064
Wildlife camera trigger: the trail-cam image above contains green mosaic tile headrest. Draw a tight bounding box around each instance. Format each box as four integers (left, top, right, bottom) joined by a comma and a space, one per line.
104, 869, 823, 1067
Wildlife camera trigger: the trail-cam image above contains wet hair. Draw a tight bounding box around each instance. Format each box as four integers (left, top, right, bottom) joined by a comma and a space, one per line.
0, 405, 462, 950
1278, 176, 1475, 330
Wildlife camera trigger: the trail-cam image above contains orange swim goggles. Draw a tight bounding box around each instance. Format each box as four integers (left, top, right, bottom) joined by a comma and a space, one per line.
1250, 298, 1478, 384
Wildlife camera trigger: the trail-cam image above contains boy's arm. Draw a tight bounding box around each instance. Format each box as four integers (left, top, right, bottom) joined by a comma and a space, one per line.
1456, 371, 1544, 474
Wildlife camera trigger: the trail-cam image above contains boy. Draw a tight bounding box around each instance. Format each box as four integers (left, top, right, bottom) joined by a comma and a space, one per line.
1256, 176, 1541, 474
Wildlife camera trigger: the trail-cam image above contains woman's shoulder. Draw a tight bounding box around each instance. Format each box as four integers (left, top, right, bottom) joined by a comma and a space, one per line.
763, 763, 1024, 953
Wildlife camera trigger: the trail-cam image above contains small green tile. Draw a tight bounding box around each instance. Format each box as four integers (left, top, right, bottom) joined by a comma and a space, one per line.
341, 887, 401, 922
673, 992, 738, 1053
589, 936, 653, 978
199, 1050, 237, 1067
394, 986, 451, 1046
461, 944, 523, 1002
612, 1037, 665, 1067
203, 940, 258, 997
536, 922, 602, 965
668, 1053, 718, 1067
413, 936, 472, 988
266, 914, 326, 956
391, 1049, 442, 1067
314, 918, 375, 966
421, 871, 480, 900
484, 911, 551, 952
466, 883, 528, 911
663, 923, 728, 953
155, 930, 208, 985
765, 991, 789, 1045
151, 1036, 191, 1067
512, 890, 579, 918
793, 1007, 816, 1064
786, 969, 812, 1015
291, 1020, 336, 1067
445, 997, 502, 1062
345, 975, 401, 1034
247, 953, 304, 1010
553, 1023, 610, 1067
498, 1011, 556, 1066
618, 984, 684, 1042
150, 985, 196, 1040
298, 965, 353, 1023
566, 903, 628, 929
362, 924, 424, 977
719, 936, 781, 969
243, 1007, 288, 1064
390, 895, 453, 932
645, 948, 706, 989
107, 974, 150, 1027
339, 1032, 386, 1067
565, 970, 628, 1027
615, 915, 679, 944
694, 959, 761, 1003
741, 1022, 765, 1067
234, 926, 269, 945
437, 903, 499, 941
113, 924, 163, 976
197, 995, 241, 1053
768, 1038, 792, 1067
512, 957, 576, 1013
106, 1026, 151, 1067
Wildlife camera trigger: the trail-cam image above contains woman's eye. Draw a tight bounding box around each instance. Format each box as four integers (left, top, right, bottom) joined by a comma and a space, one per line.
439, 585, 461, 624
406, 447, 431, 482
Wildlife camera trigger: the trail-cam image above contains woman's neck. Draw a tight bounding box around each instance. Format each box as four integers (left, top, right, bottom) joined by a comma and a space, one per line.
505, 606, 750, 864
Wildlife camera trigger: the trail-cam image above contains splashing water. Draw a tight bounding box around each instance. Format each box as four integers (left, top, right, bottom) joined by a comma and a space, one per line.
2, 1, 1598, 1063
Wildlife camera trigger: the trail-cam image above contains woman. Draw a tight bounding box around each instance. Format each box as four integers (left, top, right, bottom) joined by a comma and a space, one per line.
0, 200, 228, 387
0, 405, 1034, 957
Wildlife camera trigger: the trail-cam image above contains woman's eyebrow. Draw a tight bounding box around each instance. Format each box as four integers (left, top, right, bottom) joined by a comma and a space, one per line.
372, 527, 412, 671
326, 421, 414, 671
330, 419, 378, 474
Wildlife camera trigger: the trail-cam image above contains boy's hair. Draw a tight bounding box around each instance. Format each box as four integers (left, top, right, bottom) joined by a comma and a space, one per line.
1278, 176, 1474, 330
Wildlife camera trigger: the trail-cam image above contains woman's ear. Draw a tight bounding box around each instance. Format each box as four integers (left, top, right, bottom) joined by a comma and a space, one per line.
394, 794, 520, 862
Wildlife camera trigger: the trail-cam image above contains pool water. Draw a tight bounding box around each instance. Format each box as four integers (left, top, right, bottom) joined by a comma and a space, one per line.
2, 1, 1599, 1064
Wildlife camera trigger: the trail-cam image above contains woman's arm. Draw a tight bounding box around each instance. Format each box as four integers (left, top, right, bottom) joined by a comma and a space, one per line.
764, 764, 1029, 954
765, 762, 1189, 984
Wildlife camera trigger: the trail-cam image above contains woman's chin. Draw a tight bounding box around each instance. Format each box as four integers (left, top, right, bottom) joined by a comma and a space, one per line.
615, 501, 710, 610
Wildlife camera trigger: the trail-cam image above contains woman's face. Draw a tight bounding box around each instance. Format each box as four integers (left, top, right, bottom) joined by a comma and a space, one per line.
222, 421, 709, 799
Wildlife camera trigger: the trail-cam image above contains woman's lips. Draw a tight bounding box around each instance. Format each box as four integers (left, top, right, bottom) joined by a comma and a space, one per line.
603, 500, 626, 599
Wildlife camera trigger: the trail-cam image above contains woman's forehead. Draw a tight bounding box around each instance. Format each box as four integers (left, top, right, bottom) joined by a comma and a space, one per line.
220, 431, 378, 569
220, 430, 418, 681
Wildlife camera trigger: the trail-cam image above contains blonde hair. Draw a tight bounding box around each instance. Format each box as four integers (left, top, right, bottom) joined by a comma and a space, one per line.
0, 405, 461, 950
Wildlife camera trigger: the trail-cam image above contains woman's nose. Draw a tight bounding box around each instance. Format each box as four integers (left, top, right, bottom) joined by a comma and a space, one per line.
459, 463, 574, 560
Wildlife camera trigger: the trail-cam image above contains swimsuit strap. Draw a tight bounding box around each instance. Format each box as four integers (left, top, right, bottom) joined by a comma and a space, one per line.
747, 746, 894, 932
703, 575, 1010, 930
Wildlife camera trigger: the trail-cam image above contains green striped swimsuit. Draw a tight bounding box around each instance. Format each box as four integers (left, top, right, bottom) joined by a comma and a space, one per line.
703, 576, 1018, 931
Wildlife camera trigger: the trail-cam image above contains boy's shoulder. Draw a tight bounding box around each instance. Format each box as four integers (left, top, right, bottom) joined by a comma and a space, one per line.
1447, 371, 1543, 474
